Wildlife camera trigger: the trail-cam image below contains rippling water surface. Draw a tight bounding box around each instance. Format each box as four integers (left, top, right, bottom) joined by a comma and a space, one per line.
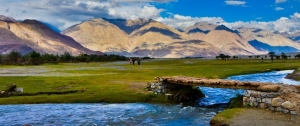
0, 70, 298, 125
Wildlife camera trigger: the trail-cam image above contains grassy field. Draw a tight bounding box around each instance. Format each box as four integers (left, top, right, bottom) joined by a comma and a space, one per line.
0, 58, 299, 104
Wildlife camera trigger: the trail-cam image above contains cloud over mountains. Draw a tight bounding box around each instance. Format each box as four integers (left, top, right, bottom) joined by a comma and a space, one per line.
0, 0, 299, 33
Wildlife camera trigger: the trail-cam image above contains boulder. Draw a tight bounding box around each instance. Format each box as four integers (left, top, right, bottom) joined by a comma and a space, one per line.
271, 98, 285, 107
290, 111, 298, 115
258, 85, 280, 92
281, 101, 295, 109
275, 107, 283, 112
262, 98, 272, 104
259, 103, 267, 109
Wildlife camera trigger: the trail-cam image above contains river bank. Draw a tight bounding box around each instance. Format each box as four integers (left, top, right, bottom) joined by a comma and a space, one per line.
211, 108, 300, 126
211, 69, 300, 126
0, 60, 300, 125
0, 59, 300, 104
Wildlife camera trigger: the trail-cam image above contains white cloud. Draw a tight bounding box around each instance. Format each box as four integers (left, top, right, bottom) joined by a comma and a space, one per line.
275, 7, 284, 11
108, 6, 163, 20
0, 0, 171, 30
155, 12, 300, 33
225, 0, 246, 6
0, 0, 299, 33
291, 12, 300, 19
275, 0, 287, 4
155, 14, 224, 28
223, 12, 300, 33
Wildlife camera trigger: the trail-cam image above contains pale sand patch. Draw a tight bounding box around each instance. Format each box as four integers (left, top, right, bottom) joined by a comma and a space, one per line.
230, 108, 300, 126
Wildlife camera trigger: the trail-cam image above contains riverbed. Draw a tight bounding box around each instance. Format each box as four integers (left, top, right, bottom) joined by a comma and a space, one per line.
0, 70, 299, 125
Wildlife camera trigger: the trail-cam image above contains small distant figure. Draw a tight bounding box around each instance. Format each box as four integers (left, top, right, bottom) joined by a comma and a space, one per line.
137, 58, 141, 65
271, 57, 274, 62
132, 58, 136, 65
261, 57, 264, 62
129, 58, 133, 65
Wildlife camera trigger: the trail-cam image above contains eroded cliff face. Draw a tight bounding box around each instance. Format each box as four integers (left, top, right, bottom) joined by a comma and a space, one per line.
2, 15, 299, 58
0, 16, 102, 55
63, 18, 265, 58
238, 28, 300, 49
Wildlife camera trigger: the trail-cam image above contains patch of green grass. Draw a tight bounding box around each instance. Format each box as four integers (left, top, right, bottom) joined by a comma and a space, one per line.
210, 108, 243, 125
0, 59, 299, 104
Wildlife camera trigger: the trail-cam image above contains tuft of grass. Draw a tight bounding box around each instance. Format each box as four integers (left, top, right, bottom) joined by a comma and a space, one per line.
210, 108, 243, 126
227, 94, 244, 109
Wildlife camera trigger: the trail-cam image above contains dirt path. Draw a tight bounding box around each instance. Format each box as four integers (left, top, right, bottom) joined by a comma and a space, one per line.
230, 108, 300, 126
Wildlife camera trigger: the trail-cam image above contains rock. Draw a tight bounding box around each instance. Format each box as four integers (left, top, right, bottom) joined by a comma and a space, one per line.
281, 101, 295, 109
260, 93, 267, 97
249, 97, 256, 102
157, 86, 163, 90
259, 103, 267, 109
290, 111, 298, 115
165, 93, 173, 99
271, 98, 285, 107
254, 102, 258, 107
262, 98, 272, 104
250, 91, 260, 97
244, 90, 250, 97
258, 85, 280, 92
243, 97, 251, 106
148, 91, 153, 93
282, 108, 289, 114
275, 107, 283, 112
256, 98, 262, 102
266, 92, 279, 98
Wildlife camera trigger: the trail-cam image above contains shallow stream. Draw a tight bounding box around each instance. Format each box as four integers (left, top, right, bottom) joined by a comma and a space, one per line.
0, 70, 299, 125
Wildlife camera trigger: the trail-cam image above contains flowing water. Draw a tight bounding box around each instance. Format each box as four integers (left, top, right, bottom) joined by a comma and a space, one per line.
0, 70, 299, 126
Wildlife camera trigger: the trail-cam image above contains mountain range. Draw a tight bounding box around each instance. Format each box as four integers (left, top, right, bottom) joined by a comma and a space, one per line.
0, 15, 102, 55
1, 15, 300, 58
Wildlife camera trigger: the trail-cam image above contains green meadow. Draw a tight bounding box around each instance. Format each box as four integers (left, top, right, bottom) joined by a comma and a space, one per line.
0, 58, 299, 104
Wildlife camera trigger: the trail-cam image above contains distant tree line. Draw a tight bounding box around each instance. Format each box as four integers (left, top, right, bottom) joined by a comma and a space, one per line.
216, 52, 300, 60
215, 54, 232, 60
0, 51, 127, 65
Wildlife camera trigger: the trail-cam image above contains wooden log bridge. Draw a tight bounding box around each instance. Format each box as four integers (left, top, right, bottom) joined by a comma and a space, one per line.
156, 76, 300, 92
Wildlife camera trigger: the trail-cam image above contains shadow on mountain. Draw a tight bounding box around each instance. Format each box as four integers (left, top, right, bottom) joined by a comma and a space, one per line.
292, 36, 300, 41
0, 44, 34, 55
252, 29, 263, 33
42, 22, 61, 33
249, 40, 299, 53
215, 25, 240, 35
103, 18, 151, 34
21, 20, 102, 55
173, 40, 204, 44
133, 49, 171, 57
133, 27, 181, 39
187, 28, 210, 34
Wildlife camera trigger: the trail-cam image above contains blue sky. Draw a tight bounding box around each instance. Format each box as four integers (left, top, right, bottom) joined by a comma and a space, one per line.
157, 0, 299, 22
0, 0, 299, 32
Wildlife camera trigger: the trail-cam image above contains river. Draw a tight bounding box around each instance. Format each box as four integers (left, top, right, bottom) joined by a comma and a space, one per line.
0, 70, 299, 126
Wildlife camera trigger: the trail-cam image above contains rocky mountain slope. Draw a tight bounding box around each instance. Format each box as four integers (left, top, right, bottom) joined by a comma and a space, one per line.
62, 18, 225, 58
279, 31, 300, 44
1, 15, 299, 58
187, 24, 264, 55
64, 18, 284, 57
185, 22, 300, 55
0, 15, 102, 55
